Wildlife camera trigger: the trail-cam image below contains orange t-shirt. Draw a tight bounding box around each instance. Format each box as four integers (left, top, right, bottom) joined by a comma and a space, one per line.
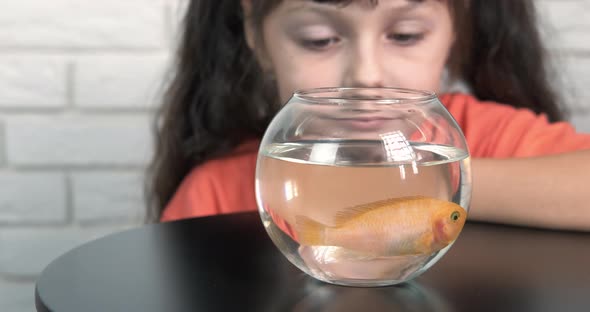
161, 93, 590, 222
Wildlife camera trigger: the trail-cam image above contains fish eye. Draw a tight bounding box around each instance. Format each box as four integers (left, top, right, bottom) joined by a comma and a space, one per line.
450, 211, 460, 222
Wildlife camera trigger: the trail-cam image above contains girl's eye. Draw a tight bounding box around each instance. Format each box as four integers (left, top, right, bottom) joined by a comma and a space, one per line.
388, 33, 424, 46
300, 37, 340, 51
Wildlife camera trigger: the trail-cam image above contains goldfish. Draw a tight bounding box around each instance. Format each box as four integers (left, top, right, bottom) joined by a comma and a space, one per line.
295, 196, 467, 256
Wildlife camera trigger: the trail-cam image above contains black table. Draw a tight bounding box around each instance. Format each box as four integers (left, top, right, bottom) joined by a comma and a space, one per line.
36, 212, 590, 312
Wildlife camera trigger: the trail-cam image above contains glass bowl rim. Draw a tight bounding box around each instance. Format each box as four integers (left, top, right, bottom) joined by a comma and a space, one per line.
293, 87, 437, 105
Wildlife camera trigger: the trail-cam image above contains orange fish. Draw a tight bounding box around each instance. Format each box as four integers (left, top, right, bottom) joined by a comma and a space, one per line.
295, 196, 467, 256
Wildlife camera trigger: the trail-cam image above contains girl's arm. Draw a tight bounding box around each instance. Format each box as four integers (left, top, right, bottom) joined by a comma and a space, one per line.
469, 150, 590, 231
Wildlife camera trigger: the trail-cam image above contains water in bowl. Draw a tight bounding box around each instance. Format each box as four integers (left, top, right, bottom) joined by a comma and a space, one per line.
256, 140, 470, 286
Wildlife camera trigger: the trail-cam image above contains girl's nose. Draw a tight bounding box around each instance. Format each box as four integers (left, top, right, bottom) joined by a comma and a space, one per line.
343, 39, 385, 88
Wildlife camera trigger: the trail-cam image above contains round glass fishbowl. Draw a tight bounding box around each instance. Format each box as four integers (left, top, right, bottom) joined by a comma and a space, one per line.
255, 87, 471, 287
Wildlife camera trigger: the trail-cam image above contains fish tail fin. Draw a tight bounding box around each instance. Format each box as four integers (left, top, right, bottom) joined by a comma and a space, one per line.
295, 216, 326, 245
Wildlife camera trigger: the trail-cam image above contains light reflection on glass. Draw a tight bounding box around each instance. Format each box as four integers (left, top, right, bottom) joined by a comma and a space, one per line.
380, 130, 416, 162
380, 131, 419, 180
284, 180, 298, 201
309, 142, 338, 164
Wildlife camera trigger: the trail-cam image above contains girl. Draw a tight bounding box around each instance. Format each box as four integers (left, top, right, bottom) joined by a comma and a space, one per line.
147, 0, 590, 231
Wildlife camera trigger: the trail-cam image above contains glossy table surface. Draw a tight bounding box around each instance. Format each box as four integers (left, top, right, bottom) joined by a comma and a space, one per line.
36, 212, 590, 312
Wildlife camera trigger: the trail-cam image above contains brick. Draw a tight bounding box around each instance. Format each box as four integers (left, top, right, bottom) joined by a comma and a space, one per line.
0, 57, 66, 108
166, 0, 188, 19
165, 0, 189, 45
538, 0, 590, 52
5, 115, 153, 166
563, 56, 590, 107
0, 0, 165, 49
0, 172, 66, 224
72, 171, 146, 223
0, 121, 5, 166
0, 280, 35, 312
74, 54, 170, 109
0, 226, 133, 276
570, 112, 590, 133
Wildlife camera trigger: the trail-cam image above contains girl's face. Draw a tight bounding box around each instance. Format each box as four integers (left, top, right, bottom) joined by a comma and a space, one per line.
245, 0, 454, 103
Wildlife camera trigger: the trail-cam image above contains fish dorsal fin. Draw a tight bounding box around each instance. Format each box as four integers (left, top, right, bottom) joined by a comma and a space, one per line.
333, 195, 429, 226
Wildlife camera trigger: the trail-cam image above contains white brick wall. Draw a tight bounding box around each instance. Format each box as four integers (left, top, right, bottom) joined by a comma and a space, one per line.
0, 0, 166, 48
0, 57, 67, 108
0, 1, 588, 312
0, 226, 129, 276
0, 172, 66, 223
74, 55, 170, 109
72, 171, 146, 223
538, 1, 590, 124
538, 0, 590, 52
563, 56, 590, 111
0, 280, 34, 312
5, 115, 153, 165
0, 1, 181, 311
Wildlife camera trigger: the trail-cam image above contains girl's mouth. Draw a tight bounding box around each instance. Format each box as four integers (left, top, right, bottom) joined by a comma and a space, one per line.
338, 116, 393, 131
